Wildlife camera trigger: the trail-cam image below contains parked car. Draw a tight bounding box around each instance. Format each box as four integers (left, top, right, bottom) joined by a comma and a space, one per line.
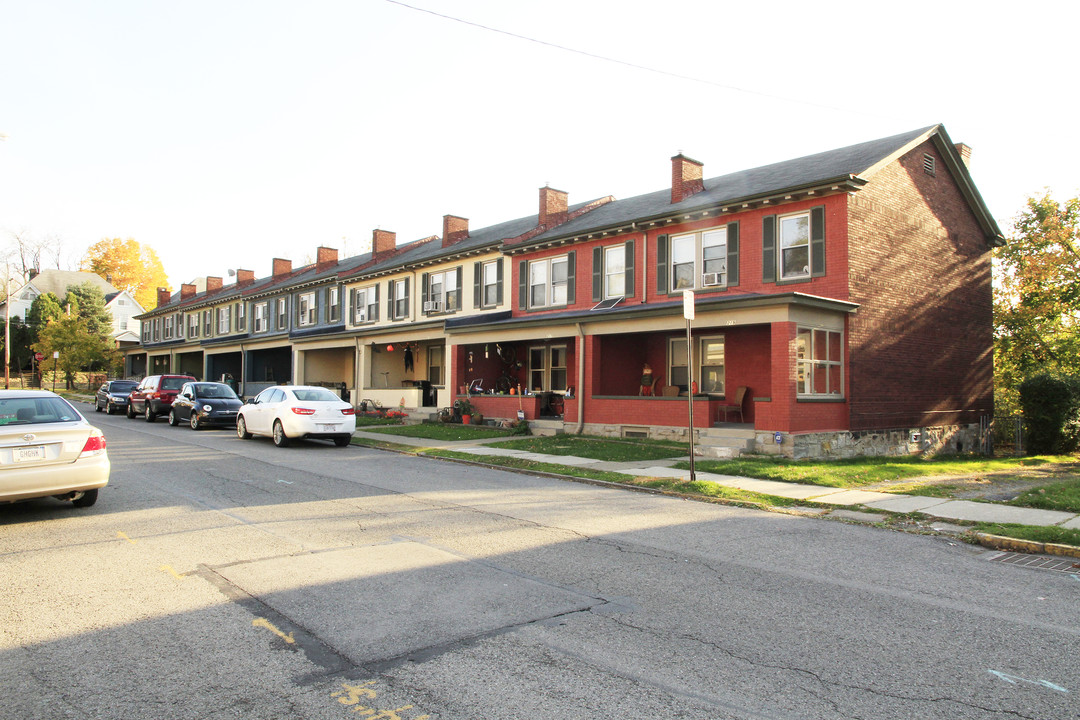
0, 390, 109, 508
169, 382, 243, 430
236, 385, 355, 447
127, 374, 196, 422
95, 379, 138, 415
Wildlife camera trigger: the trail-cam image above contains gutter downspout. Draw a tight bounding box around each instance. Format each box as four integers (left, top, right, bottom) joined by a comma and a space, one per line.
633, 222, 647, 302
239, 343, 246, 398
575, 322, 585, 434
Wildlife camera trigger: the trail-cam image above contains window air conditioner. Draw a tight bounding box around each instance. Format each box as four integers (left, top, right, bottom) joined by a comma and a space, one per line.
423, 301, 433, 311
430, 300, 443, 312
702, 272, 722, 287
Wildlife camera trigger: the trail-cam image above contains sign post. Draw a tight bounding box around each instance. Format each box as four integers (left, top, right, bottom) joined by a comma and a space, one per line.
51, 351, 59, 392
683, 291, 696, 482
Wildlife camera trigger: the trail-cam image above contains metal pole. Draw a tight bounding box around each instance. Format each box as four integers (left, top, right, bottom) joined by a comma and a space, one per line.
52, 355, 57, 392
4, 261, 10, 389
686, 317, 696, 482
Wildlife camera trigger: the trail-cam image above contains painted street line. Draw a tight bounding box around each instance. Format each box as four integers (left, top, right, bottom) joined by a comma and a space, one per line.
159, 565, 186, 581
252, 617, 295, 644
988, 670, 1068, 693
117, 531, 137, 544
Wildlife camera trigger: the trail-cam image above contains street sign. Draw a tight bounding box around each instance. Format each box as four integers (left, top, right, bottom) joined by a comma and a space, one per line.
34, 352, 44, 362
682, 290, 695, 320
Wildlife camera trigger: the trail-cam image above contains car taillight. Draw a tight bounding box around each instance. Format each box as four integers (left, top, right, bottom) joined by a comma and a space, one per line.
80, 431, 107, 457
152, 392, 162, 399
340, 408, 355, 416
291, 407, 316, 415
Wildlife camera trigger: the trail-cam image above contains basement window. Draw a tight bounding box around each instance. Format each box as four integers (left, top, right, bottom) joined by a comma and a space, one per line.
923, 153, 936, 176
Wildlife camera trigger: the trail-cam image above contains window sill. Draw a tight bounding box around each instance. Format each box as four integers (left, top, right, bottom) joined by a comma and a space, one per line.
796, 395, 845, 403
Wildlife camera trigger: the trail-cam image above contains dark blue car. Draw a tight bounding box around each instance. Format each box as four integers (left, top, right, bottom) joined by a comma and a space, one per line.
95, 379, 138, 415
168, 382, 243, 430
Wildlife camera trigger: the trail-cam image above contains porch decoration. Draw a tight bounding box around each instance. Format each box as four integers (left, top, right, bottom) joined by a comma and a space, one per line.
640, 363, 654, 396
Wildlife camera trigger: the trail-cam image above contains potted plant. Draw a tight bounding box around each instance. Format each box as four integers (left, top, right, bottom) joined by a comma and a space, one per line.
454, 398, 475, 424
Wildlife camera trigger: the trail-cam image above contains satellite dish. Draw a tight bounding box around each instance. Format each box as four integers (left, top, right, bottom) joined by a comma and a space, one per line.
227, 269, 236, 277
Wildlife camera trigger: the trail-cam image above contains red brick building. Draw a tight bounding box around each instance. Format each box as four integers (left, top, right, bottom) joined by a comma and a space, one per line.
447, 125, 1002, 457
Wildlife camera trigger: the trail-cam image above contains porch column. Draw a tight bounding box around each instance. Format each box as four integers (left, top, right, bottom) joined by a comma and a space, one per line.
766, 322, 798, 434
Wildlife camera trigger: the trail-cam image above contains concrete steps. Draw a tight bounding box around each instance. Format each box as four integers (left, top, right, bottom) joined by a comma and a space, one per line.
697, 425, 755, 458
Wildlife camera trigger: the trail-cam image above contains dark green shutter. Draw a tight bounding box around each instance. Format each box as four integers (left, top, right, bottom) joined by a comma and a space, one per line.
373, 284, 380, 321
566, 251, 576, 305
592, 247, 602, 301
454, 266, 462, 309
656, 234, 669, 294
349, 289, 357, 322
762, 216, 776, 283
473, 262, 481, 309
403, 277, 410, 316
518, 260, 527, 309
726, 222, 739, 287
421, 273, 429, 313
810, 206, 826, 277
387, 281, 393, 319
625, 238, 635, 298
496, 258, 504, 305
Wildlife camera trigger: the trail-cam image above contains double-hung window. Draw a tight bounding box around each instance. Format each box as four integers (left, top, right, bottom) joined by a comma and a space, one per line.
604, 245, 626, 298
480, 260, 501, 308
527, 345, 568, 392
529, 256, 568, 308
187, 313, 199, 339
328, 287, 340, 323
666, 225, 735, 291
780, 213, 810, 280
218, 307, 230, 334
424, 268, 460, 313
163, 315, 174, 340
276, 298, 288, 330
352, 286, 379, 324
390, 279, 409, 320
796, 327, 843, 397
427, 345, 444, 385
298, 291, 316, 326
203, 310, 212, 337
763, 207, 824, 283
253, 302, 267, 333
235, 302, 245, 332
668, 335, 726, 393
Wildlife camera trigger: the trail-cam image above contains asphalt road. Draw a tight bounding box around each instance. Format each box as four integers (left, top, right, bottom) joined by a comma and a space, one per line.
2, 402, 1078, 719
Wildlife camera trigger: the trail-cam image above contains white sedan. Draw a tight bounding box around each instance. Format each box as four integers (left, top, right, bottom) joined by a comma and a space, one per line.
0, 390, 110, 507
236, 385, 355, 447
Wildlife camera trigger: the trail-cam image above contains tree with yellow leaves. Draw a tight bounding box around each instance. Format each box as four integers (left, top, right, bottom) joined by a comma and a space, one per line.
80, 238, 171, 309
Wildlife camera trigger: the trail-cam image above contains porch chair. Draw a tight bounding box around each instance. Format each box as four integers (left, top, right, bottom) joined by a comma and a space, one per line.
659, 385, 680, 397
716, 386, 749, 423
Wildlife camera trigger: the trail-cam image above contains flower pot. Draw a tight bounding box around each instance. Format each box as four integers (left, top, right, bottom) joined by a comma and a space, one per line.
471, 413, 483, 426
462, 414, 472, 425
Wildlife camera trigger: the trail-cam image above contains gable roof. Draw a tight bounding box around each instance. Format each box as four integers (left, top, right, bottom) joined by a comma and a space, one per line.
20, 270, 117, 299
517, 125, 1003, 248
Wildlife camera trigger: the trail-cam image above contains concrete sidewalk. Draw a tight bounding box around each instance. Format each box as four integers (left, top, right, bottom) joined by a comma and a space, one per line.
354, 430, 1080, 531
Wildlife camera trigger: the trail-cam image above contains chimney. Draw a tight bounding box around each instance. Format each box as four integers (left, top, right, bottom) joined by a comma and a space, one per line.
180, 283, 196, 300
156, 287, 172, 308
105, 273, 113, 284
316, 246, 338, 272
539, 186, 568, 228
372, 229, 397, 257
671, 153, 705, 204
236, 269, 255, 286
272, 258, 292, 279
954, 143, 972, 168
442, 215, 469, 247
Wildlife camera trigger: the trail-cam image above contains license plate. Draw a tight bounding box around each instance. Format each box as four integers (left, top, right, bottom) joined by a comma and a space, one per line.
319, 424, 338, 431
14, 445, 45, 462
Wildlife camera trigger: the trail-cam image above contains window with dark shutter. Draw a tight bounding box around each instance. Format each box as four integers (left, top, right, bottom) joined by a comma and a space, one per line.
810, 206, 825, 277
727, 222, 739, 287
625, 238, 635, 298
762, 216, 776, 283
592, 247, 603, 302
656, 234, 669, 294
566, 251, 576, 305
518, 260, 527, 309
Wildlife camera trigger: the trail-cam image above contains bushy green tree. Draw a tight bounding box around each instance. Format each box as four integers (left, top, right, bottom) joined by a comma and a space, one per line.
27, 291, 63, 329
994, 193, 1080, 415
64, 283, 113, 339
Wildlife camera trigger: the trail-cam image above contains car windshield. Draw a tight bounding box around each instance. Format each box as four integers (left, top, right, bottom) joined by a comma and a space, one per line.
0, 397, 80, 425
194, 383, 238, 399
110, 382, 137, 392
291, 388, 342, 403
161, 377, 189, 391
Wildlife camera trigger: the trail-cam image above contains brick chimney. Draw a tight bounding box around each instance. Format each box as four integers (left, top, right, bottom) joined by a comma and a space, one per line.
671, 153, 705, 204
156, 287, 172, 308
272, 258, 292, 279
539, 186, 568, 228
180, 283, 196, 300
206, 276, 223, 293
442, 215, 469, 248
954, 143, 972, 168
236, 269, 255, 286
372, 229, 397, 257
316, 246, 338, 272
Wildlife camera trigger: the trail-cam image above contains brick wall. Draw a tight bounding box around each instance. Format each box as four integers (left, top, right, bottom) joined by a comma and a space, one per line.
846, 141, 994, 431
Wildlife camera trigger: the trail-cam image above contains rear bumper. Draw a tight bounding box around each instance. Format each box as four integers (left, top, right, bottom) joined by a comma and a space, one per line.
0, 454, 110, 503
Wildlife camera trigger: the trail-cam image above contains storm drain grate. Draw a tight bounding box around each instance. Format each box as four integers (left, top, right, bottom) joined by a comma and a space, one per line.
988, 551, 1080, 574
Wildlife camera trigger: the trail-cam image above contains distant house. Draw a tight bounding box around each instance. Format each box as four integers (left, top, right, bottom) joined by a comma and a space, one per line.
1, 269, 145, 347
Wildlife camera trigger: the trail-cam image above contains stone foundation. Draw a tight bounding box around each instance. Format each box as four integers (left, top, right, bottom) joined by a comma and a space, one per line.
756, 424, 986, 460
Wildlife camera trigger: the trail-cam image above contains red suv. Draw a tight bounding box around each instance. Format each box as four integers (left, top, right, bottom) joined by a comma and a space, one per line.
128, 374, 197, 422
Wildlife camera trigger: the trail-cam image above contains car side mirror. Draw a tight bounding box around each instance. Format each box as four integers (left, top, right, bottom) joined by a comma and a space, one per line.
245, 397, 255, 404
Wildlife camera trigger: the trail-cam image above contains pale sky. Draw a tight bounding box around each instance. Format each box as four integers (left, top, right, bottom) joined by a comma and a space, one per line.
1, 1, 1076, 290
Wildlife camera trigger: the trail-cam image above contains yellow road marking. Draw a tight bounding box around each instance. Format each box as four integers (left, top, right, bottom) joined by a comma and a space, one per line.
252, 617, 295, 644
117, 531, 136, 544
159, 565, 186, 580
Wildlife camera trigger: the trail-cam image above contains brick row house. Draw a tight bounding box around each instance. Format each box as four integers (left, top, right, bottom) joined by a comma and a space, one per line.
130, 124, 1002, 457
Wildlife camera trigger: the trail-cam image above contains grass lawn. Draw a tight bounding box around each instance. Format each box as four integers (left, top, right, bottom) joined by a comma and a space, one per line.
489, 434, 687, 462
973, 522, 1080, 548
1009, 481, 1080, 513
360, 423, 514, 441
354, 416, 407, 428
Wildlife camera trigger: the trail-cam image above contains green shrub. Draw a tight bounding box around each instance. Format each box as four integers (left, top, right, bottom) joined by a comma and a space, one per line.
1020, 373, 1080, 454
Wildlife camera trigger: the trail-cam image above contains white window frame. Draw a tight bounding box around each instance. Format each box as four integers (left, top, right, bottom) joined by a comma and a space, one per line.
668, 334, 726, 393
298, 291, 316, 326
235, 302, 245, 331
392, 280, 408, 320
203, 310, 212, 336
779, 211, 811, 280
253, 302, 267, 333
796, 326, 844, 397
163, 315, 174, 340
668, 337, 689, 390
276, 297, 287, 330
699, 335, 725, 394
187, 313, 199, 338
427, 344, 444, 385
328, 286, 340, 323
671, 227, 728, 290
481, 260, 499, 308
427, 269, 460, 312
528, 255, 568, 309
218, 307, 230, 334
527, 344, 568, 393
603, 245, 626, 299
353, 286, 378, 324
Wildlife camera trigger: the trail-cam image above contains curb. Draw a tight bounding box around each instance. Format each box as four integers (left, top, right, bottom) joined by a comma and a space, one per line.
974, 532, 1080, 559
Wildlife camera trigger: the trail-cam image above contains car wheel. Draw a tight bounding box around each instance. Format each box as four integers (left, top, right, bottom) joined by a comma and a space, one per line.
145, 404, 155, 422
127, 403, 136, 419
272, 420, 290, 447
169, 409, 180, 426
190, 413, 200, 430
236, 416, 252, 440
95, 401, 102, 412
106, 403, 115, 415
333, 435, 351, 447
72, 489, 98, 508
